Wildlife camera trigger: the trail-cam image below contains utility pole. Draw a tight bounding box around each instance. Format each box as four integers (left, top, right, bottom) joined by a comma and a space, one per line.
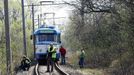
38, 15, 40, 28
4, 0, 12, 75
21, 0, 27, 56
53, 13, 55, 25
32, 4, 35, 32
32, 3, 35, 57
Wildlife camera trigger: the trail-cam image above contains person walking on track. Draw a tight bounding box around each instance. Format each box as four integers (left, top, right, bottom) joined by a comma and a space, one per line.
79, 48, 85, 68
60, 45, 66, 65
46, 43, 56, 72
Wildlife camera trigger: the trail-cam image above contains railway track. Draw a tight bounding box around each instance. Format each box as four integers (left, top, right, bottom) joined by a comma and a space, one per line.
34, 63, 69, 75
34, 64, 39, 75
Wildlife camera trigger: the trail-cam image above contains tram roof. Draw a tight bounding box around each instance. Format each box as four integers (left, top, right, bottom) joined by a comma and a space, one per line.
34, 27, 61, 35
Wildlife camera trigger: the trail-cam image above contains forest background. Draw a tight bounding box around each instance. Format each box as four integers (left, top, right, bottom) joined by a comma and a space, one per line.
0, 0, 134, 75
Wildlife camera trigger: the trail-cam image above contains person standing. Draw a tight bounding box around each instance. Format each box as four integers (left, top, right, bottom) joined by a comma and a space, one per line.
60, 46, 66, 65
79, 48, 85, 68
46, 43, 56, 72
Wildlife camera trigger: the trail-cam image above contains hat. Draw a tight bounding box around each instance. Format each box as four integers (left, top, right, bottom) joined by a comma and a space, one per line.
22, 55, 26, 58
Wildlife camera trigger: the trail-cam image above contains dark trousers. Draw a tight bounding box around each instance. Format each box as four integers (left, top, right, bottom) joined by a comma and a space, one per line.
20, 63, 30, 71
79, 58, 84, 68
61, 56, 66, 65
47, 57, 54, 72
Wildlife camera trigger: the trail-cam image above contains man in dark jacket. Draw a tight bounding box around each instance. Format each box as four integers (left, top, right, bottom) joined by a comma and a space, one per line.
79, 48, 85, 68
59, 46, 66, 65
20, 55, 31, 71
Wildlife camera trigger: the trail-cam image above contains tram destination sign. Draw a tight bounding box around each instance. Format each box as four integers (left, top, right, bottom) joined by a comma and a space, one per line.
39, 30, 55, 33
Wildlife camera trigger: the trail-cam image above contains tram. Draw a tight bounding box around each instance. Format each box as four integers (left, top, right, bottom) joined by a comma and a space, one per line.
32, 25, 61, 64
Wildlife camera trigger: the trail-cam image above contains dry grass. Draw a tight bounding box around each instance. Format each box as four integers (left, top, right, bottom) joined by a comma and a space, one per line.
77, 68, 107, 75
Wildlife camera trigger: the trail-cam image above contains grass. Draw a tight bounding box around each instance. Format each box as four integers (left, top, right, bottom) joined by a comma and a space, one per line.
77, 68, 107, 75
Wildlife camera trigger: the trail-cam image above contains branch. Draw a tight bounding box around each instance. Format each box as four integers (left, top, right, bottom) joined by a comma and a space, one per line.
63, 1, 81, 11
90, 8, 111, 13
64, 0, 112, 14
84, 7, 111, 13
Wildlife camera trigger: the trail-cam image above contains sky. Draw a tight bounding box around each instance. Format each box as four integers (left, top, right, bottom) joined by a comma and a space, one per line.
34, 0, 74, 26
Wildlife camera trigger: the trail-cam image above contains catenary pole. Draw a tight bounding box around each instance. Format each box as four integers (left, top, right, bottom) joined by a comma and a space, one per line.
38, 15, 40, 28
21, 0, 27, 56
4, 0, 12, 75
53, 13, 55, 25
32, 3, 35, 58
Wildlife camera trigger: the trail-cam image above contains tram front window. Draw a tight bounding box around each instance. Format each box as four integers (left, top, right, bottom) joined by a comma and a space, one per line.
37, 34, 56, 42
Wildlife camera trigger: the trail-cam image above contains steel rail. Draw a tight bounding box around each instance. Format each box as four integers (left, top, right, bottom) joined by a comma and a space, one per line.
34, 64, 39, 75
34, 63, 69, 75
54, 63, 69, 75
